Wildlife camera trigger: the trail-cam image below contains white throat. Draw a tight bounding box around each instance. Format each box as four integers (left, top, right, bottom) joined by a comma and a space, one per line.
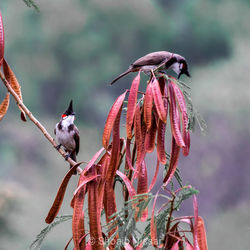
61, 115, 75, 127
171, 62, 181, 75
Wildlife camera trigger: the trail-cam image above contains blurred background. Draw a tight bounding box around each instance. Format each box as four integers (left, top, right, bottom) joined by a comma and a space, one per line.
0, 0, 250, 249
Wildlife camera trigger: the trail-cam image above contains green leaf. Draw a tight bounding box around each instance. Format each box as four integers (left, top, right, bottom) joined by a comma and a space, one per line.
29, 215, 72, 250
183, 89, 195, 132
194, 109, 208, 135
174, 167, 183, 187
139, 187, 199, 248
174, 187, 199, 211
183, 89, 208, 135
163, 153, 182, 187
105, 195, 153, 248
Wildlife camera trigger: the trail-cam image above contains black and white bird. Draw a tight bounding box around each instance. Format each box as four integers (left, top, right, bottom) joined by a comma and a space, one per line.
54, 100, 80, 174
110, 51, 190, 85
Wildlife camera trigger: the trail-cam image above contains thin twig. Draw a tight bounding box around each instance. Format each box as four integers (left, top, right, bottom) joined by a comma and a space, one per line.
163, 192, 176, 248
167, 233, 183, 242
118, 138, 126, 168
0, 70, 83, 174
177, 230, 192, 233
166, 193, 176, 232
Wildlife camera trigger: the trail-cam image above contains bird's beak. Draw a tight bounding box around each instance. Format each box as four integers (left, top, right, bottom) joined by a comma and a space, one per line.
185, 70, 191, 77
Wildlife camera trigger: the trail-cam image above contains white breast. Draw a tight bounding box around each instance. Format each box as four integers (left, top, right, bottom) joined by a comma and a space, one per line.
170, 62, 181, 75
55, 116, 76, 152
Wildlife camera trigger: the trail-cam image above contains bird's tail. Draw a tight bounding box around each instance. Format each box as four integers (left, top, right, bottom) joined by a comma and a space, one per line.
69, 151, 77, 175
110, 68, 132, 85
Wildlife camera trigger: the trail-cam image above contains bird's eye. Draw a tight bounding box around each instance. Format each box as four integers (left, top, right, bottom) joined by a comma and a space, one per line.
62, 114, 67, 118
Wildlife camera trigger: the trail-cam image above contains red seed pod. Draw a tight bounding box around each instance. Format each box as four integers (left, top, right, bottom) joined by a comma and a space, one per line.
168, 83, 185, 147
152, 77, 167, 123
126, 72, 141, 139
144, 82, 153, 130
102, 90, 127, 148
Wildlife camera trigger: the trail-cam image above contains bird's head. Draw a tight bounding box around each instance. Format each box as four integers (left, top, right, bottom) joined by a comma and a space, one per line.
177, 59, 191, 79
170, 54, 191, 79
61, 100, 76, 123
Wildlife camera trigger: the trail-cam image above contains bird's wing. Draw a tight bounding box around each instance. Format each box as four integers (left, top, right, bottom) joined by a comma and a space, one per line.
54, 125, 57, 135
164, 56, 178, 69
132, 51, 173, 67
74, 127, 80, 155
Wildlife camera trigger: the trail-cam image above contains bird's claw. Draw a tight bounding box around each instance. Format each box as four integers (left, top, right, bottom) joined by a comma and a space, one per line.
64, 153, 70, 161
55, 144, 62, 151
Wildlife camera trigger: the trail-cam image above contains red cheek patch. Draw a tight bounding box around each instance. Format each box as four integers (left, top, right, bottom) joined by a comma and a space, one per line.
62, 114, 67, 118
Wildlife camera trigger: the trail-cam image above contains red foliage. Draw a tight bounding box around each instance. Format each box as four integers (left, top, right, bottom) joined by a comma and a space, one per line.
168, 82, 185, 148
0, 10, 208, 249
45, 162, 84, 224
143, 82, 153, 130
152, 77, 167, 123
3, 59, 27, 121
43, 73, 207, 249
134, 103, 146, 168
126, 72, 141, 139
136, 160, 148, 222
88, 167, 104, 250
72, 184, 86, 249
163, 136, 181, 185
170, 80, 190, 155
0, 92, 9, 121
144, 111, 157, 152
157, 118, 167, 164
102, 90, 127, 148
197, 216, 208, 250
150, 189, 160, 248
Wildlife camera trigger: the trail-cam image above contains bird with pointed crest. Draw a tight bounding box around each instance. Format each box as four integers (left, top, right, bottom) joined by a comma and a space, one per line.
54, 100, 80, 174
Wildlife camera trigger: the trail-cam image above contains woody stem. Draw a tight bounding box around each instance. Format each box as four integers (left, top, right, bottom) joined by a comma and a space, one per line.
0, 70, 83, 174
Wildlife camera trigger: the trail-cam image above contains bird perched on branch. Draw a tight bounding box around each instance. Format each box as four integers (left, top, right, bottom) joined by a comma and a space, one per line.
54, 100, 80, 174
110, 51, 190, 85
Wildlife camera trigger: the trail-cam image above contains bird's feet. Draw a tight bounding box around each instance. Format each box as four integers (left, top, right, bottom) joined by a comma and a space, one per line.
55, 144, 62, 151
64, 153, 70, 161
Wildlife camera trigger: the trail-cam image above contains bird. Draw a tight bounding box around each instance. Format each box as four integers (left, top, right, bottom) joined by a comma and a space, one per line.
54, 100, 80, 174
110, 51, 190, 85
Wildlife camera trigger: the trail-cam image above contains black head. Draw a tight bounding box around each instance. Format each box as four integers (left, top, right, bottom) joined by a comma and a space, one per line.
177, 59, 191, 79
62, 100, 75, 117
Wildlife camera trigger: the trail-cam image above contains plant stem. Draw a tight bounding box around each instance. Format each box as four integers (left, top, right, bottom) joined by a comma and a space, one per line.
163, 192, 176, 247
0, 70, 83, 174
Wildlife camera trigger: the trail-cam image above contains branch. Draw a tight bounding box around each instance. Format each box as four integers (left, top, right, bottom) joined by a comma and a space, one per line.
0, 70, 83, 174
163, 192, 176, 248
